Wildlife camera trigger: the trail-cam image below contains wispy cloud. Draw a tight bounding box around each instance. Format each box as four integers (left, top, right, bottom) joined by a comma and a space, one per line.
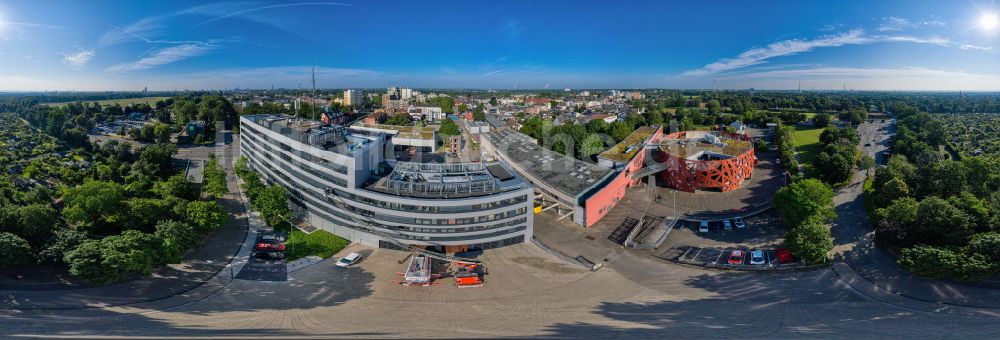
683, 30, 874, 76
960, 44, 996, 52
186, 2, 351, 29
105, 43, 216, 72
683, 29, 977, 76
497, 19, 524, 42
63, 49, 95, 68
878, 16, 946, 32
0, 21, 63, 29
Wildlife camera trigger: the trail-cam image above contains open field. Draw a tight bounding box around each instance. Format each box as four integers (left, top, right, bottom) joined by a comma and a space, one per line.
793, 126, 824, 169
42, 96, 172, 107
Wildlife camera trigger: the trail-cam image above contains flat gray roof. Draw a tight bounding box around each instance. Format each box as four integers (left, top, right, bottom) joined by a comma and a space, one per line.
483, 128, 613, 199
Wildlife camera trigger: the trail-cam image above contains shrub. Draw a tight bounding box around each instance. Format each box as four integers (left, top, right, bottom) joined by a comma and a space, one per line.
64, 230, 161, 284
898, 245, 960, 279
154, 220, 199, 263
185, 200, 227, 231
0, 232, 34, 266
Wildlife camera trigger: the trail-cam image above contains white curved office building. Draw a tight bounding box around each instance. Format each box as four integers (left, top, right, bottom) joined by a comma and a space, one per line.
239, 115, 533, 252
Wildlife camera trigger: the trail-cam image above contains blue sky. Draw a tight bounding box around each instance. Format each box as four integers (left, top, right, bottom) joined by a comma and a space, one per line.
0, 0, 998, 91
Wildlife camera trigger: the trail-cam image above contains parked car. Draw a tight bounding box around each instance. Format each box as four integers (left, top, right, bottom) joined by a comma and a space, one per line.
777, 248, 794, 264
733, 217, 746, 229
336, 252, 362, 267
727, 250, 745, 265
722, 220, 733, 231
254, 241, 286, 252
254, 250, 286, 260
698, 220, 709, 233
749, 250, 766, 265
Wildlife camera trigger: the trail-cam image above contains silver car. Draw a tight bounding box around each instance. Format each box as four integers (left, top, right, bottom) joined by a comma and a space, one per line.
749, 250, 766, 265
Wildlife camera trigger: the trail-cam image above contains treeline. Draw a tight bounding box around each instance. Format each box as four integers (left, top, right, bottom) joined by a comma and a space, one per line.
870, 106, 1000, 281
234, 157, 290, 227
1, 140, 229, 284
0, 92, 178, 104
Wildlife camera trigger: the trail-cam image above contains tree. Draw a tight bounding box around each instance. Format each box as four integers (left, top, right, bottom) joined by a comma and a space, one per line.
153, 173, 195, 200
185, 200, 227, 231
62, 180, 126, 228
679, 117, 695, 132
202, 156, 228, 198
0, 232, 33, 265
255, 185, 290, 226
874, 197, 918, 247
473, 103, 486, 121
813, 113, 832, 127
707, 99, 721, 115
15, 204, 59, 247
813, 151, 853, 184
154, 220, 199, 263
127, 197, 179, 232
774, 179, 836, 227
785, 219, 833, 264
438, 118, 460, 137
64, 230, 161, 284
153, 123, 171, 143
608, 121, 633, 142
966, 232, 1000, 263
914, 196, 973, 246
37, 229, 87, 266
858, 154, 876, 172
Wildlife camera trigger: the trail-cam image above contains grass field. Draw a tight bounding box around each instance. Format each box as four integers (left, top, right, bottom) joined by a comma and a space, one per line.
275, 221, 350, 261
43, 96, 172, 107
793, 126, 824, 167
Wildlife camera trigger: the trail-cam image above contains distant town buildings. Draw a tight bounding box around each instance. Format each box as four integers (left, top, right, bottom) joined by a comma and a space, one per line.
343, 89, 362, 107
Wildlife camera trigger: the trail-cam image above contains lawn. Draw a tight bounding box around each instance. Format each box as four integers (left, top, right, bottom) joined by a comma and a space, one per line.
43, 96, 172, 107
274, 221, 350, 261
793, 126, 824, 171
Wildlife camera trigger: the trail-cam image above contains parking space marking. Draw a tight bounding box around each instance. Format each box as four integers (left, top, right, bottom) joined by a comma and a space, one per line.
715, 250, 725, 264
692, 247, 704, 261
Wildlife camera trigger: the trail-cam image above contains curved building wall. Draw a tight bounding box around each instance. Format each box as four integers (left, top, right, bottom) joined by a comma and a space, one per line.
655, 131, 756, 192
239, 116, 534, 250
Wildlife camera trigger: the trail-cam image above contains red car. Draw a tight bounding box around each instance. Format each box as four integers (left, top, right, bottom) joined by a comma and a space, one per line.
777, 248, 794, 264
727, 250, 745, 265
255, 242, 286, 252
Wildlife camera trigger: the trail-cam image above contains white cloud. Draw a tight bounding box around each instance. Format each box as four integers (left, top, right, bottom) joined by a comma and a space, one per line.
683, 30, 874, 76
63, 49, 95, 68
105, 44, 215, 72
878, 16, 946, 32
960, 44, 995, 52
683, 29, 974, 76
878, 17, 913, 31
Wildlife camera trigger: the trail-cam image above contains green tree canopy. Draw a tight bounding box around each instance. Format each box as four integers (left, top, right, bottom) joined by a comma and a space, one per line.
0, 232, 34, 266
774, 178, 835, 227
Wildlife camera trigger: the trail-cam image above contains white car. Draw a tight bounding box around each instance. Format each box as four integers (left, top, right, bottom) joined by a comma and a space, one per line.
698, 220, 709, 233
722, 220, 733, 231
733, 217, 746, 229
336, 252, 362, 267
749, 250, 766, 265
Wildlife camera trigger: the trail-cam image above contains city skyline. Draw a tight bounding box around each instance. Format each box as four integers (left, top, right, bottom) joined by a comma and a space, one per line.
0, 0, 998, 91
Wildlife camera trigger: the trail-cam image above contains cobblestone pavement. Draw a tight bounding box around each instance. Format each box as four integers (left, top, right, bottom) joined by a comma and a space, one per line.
4, 239, 1000, 338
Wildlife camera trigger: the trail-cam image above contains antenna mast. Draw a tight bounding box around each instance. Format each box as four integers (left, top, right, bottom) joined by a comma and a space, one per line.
312, 64, 317, 122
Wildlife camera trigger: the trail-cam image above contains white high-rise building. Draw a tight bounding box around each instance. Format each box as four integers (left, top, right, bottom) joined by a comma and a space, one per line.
344, 89, 362, 107
400, 87, 414, 100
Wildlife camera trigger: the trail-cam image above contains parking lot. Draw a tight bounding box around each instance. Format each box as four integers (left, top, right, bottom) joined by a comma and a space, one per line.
655, 245, 802, 269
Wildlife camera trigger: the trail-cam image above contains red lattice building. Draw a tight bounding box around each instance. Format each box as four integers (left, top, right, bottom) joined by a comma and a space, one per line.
654, 130, 757, 192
